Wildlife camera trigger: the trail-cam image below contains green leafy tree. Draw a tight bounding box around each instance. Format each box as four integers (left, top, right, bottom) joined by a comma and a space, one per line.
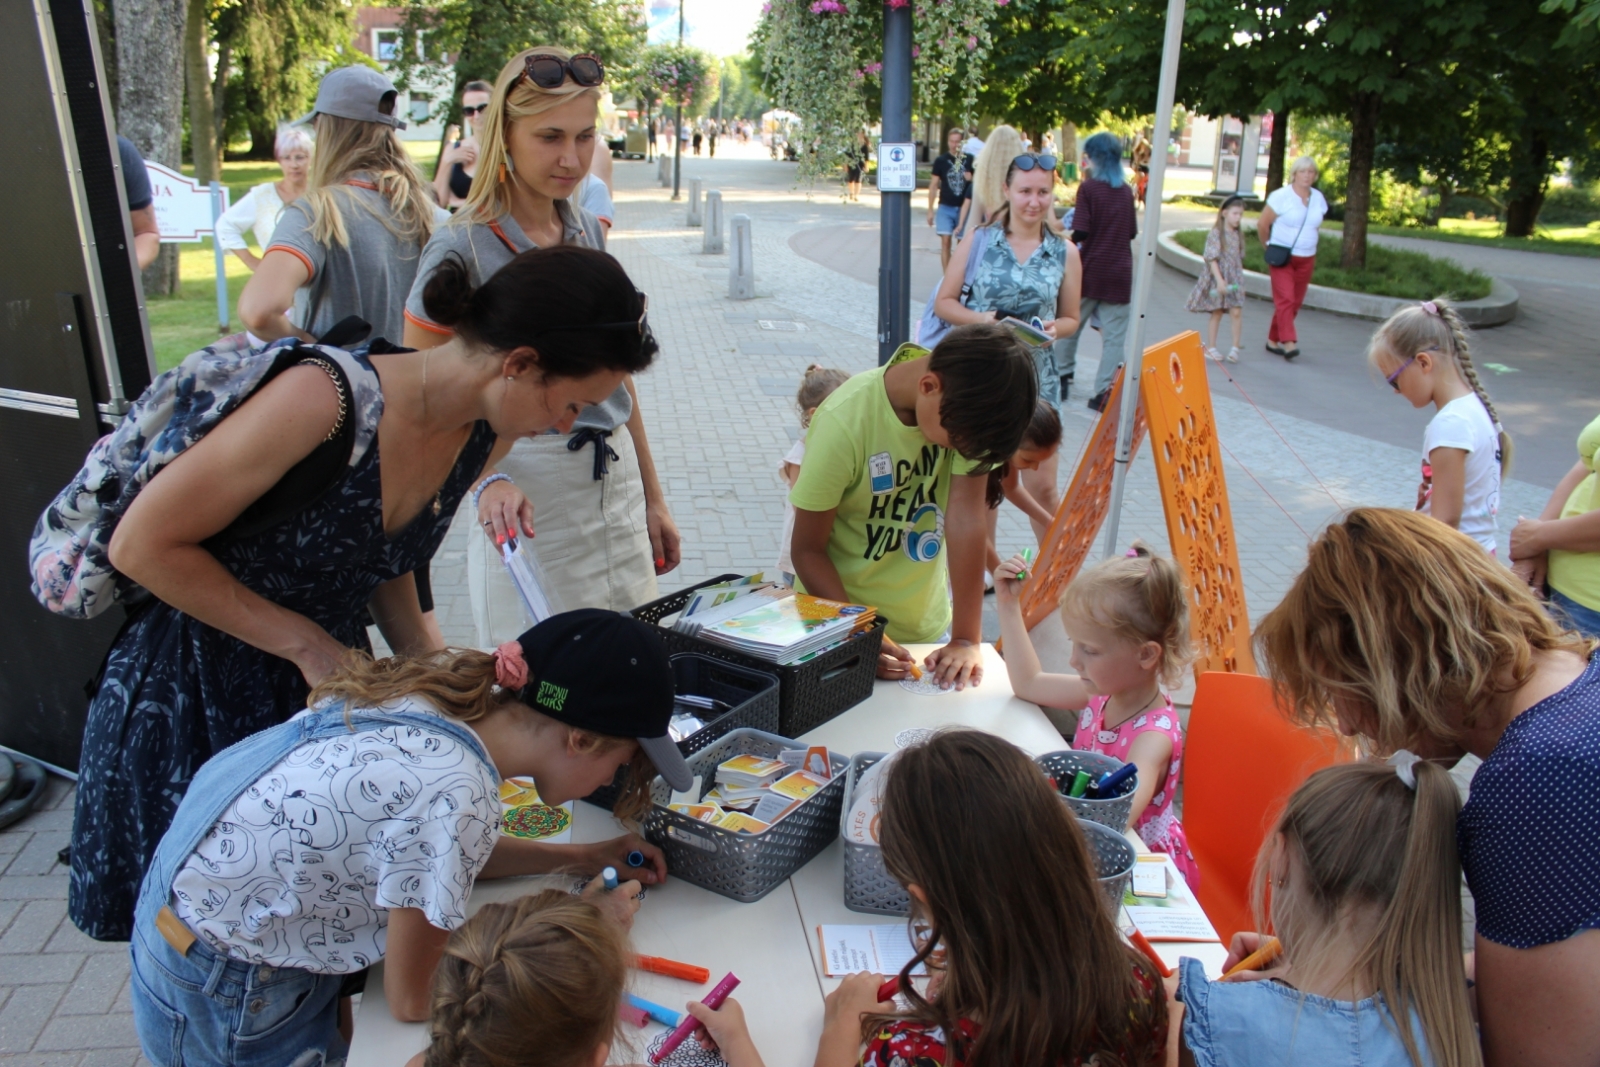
715, 54, 770, 121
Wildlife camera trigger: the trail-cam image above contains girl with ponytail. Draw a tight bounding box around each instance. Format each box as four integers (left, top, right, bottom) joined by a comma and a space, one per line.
128, 610, 690, 1067
1368, 296, 1511, 554
1174, 759, 1480, 1067
992, 541, 1201, 889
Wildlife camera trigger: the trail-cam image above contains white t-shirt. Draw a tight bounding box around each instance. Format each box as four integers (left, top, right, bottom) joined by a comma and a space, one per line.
1422, 394, 1502, 553
777, 433, 807, 576
169, 698, 501, 973
1264, 186, 1328, 257
214, 182, 288, 252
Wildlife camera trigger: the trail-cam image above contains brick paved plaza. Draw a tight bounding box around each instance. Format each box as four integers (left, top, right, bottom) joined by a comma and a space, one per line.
2, 143, 1595, 1062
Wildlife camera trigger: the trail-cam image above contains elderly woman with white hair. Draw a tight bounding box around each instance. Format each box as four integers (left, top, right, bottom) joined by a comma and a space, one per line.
213, 124, 313, 271
1256, 155, 1328, 359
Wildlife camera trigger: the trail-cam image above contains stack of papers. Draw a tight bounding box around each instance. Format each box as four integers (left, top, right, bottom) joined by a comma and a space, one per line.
669, 747, 833, 835
693, 592, 877, 665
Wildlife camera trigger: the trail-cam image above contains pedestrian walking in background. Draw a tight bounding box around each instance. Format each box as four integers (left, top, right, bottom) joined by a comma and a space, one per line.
1258, 155, 1328, 359
433, 80, 493, 210
214, 124, 312, 272
928, 126, 974, 269
1054, 131, 1137, 412
845, 129, 869, 202
1186, 195, 1246, 363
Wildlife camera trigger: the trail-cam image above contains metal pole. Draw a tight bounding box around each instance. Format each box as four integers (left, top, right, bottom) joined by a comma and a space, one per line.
876, 0, 912, 364
1101, 0, 1185, 559
672, 0, 684, 200
209, 181, 229, 333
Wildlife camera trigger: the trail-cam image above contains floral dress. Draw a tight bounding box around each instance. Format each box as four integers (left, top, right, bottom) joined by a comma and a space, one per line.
68, 352, 498, 941
1073, 694, 1200, 891
1184, 227, 1245, 313
967, 224, 1070, 406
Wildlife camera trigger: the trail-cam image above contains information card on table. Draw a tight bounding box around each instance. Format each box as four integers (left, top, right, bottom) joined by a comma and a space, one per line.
1123, 854, 1221, 943
817, 924, 929, 977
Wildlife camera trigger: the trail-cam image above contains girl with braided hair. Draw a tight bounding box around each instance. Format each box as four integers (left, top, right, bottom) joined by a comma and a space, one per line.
408, 890, 630, 1067
1368, 297, 1512, 554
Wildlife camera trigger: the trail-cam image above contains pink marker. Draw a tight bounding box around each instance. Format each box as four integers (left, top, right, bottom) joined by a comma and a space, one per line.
649, 972, 740, 1065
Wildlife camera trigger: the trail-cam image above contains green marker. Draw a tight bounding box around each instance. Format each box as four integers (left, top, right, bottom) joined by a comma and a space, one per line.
1068, 770, 1092, 798
1016, 547, 1037, 581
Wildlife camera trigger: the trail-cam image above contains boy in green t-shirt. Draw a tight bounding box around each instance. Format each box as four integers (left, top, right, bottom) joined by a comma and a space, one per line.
789, 323, 1038, 689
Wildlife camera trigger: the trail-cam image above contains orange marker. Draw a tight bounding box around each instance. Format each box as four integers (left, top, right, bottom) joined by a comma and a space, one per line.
1222, 936, 1282, 979
1128, 929, 1173, 978
908, 663, 923, 680
635, 955, 712, 984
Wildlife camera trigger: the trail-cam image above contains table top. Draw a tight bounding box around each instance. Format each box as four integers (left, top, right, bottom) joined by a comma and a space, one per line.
348, 644, 1224, 1067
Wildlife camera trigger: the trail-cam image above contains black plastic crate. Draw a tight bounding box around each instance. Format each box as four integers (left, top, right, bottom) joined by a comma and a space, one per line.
631, 575, 886, 737
583, 652, 780, 811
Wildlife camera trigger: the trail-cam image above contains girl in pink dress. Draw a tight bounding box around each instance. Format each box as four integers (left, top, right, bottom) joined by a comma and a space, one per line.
993, 542, 1200, 890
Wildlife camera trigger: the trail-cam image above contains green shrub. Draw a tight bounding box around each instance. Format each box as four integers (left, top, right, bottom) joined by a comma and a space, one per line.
1539, 185, 1600, 226
1172, 229, 1491, 301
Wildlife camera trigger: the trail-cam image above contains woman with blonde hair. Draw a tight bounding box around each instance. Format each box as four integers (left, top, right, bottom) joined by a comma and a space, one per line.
240, 66, 446, 342
403, 47, 680, 643
1253, 507, 1600, 1067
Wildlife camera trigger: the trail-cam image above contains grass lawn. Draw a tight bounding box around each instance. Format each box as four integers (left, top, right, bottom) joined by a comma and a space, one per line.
1173, 229, 1492, 301
149, 142, 450, 371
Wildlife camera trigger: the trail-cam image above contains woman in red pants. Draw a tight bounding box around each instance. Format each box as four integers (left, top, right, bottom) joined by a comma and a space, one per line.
1257, 156, 1327, 359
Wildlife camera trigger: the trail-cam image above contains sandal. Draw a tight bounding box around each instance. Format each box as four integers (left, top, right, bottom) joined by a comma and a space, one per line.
1226, 346, 1241, 363
1204, 346, 1224, 363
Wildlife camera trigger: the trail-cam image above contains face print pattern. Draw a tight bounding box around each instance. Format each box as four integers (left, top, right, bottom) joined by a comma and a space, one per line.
170, 702, 500, 973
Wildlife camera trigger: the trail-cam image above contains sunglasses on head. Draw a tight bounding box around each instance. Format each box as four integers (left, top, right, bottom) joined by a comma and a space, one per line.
1013, 153, 1058, 172
512, 53, 605, 91
460, 103, 489, 117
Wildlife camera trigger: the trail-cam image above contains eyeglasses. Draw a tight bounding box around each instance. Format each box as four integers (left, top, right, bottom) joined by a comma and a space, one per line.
1386, 351, 1429, 391
511, 53, 605, 91
460, 103, 489, 117
1013, 153, 1058, 172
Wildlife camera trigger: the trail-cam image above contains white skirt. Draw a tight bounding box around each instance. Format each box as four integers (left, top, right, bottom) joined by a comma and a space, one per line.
464, 426, 659, 647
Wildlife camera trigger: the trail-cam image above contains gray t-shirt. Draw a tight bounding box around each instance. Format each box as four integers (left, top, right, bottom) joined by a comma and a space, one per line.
267, 176, 450, 344
404, 200, 631, 432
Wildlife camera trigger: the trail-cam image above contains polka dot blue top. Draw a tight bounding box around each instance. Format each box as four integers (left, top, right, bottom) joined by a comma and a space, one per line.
1458, 649, 1600, 949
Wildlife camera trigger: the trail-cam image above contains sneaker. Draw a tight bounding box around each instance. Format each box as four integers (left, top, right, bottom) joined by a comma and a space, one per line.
1087, 388, 1112, 413
1204, 346, 1224, 363
1226, 346, 1241, 363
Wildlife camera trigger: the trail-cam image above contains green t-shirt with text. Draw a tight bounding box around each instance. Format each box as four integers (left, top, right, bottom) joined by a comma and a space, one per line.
789, 365, 979, 643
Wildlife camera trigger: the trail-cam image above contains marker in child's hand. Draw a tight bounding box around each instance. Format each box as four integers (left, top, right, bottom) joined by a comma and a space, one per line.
626, 993, 683, 1028
637, 955, 711, 983
876, 976, 901, 1003
1015, 547, 1036, 581
1068, 770, 1093, 798
602, 866, 619, 891
651, 972, 740, 1064
1222, 936, 1282, 979
1128, 929, 1173, 978
908, 662, 923, 680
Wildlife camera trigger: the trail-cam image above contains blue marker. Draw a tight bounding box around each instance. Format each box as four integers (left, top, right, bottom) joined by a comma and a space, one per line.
626, 993, 683, 1028
627, 850, 646, 869
1089, 762, 1138, 799
602, 866, 619, 891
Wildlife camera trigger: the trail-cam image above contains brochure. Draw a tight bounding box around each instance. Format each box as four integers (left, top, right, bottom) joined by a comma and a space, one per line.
817, 923, 930, 977
1122, 854, 1221, 942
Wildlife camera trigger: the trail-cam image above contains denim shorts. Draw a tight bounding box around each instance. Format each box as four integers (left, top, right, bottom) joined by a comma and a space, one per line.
935, 203, 964, 236
130, 918, 345, 1067
1550, 587, 1600, 639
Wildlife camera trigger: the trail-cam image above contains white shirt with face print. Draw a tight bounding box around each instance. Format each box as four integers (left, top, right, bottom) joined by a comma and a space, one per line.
169, 698, 501, 973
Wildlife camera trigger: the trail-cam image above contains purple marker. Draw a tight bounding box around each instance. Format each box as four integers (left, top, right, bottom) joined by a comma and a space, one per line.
649, 972, 740, 1065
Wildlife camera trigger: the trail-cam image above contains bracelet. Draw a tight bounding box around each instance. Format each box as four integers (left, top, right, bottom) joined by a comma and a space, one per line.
472, 473, 512, 511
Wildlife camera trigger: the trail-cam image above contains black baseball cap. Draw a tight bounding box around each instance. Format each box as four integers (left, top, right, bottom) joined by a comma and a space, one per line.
510, 609, 692, 792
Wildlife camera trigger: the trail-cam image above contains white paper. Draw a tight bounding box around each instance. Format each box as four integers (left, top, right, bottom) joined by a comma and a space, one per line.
502, 539, 554, 625
818, 924, 929, 977
1123, 855, 1220, 942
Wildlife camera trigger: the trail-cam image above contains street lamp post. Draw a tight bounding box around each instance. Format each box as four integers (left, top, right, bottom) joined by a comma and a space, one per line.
672, 0, 685, 200
876, 0, 912, 364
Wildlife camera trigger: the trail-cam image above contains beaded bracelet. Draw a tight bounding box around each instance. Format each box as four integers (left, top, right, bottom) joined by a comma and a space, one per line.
472, 472, 512, 511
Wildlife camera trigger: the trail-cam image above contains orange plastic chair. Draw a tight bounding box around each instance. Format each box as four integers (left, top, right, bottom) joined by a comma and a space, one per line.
1182, 671, 1348, 946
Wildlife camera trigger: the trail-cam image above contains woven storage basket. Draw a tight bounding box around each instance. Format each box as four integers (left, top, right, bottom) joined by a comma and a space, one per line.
839, 752, 909, 916
632, 575, 886, 736
1035, 750, 1138, 831
584, 653, 780, 811
642, 728, 849, 903
1079, 817, 1136, 914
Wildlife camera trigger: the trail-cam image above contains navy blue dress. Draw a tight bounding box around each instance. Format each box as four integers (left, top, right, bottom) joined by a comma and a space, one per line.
69, 373, 497, 941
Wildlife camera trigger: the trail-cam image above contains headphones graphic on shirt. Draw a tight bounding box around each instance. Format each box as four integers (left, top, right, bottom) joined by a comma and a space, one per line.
903, 502, 945, 563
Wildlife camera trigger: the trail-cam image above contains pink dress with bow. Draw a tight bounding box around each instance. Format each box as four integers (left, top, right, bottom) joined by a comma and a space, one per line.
1073, 694, 1200, 891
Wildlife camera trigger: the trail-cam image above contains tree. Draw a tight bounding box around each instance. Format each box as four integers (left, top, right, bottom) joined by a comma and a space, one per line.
185, 0, 220, 183
212, 0, 359, 160
968, 0, 1112, 141
112, 0, 186, 296
715, 54, 769, 121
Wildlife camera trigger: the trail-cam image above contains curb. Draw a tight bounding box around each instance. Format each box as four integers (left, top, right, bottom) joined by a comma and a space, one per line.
1155, 230, 1519, 327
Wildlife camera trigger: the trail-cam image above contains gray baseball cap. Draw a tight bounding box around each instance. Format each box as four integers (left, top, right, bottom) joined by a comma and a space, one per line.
296, 66, 407, 130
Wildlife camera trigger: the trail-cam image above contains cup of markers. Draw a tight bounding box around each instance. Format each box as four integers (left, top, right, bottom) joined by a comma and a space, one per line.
1035, 750, 1139, 832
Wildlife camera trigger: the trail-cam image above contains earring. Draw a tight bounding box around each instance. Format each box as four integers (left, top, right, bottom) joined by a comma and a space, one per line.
498, 162, 507, 183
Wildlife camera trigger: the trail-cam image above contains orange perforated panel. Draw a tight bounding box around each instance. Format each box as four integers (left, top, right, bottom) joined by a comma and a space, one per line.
1019, 366, 1147, 631
1139, 332, 1255, 676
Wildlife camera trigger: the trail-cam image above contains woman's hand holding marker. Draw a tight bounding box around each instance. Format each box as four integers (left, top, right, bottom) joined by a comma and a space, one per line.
477, 476, 537, 546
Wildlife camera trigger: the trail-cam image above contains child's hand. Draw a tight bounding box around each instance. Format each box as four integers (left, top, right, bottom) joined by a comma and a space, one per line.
925, 640, 983, 690
686, 997, 765, 1067
1219, 931, 1284, 984
579, 872, 642, 930
815, 974, 896, 1067
877, 636, 915, 680
992, 554, 1029, 604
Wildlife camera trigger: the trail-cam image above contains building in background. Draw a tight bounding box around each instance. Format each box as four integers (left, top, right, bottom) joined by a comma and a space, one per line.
353, 7, 455, 142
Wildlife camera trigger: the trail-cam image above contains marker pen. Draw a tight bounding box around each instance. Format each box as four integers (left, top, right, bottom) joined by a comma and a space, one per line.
636, 955, 712, 983
626, 993, 683, 1028
1088, 762, 1137, 799
1016, 547, 1036, 581
1222, 936, 1282, 979
876, 976, 901, 1002
650, 972, 740, 1064
1068, 770, 1092, 798
602, 866, 619, 891
1128, 929, 1172, 978
621, 1002, 651, 1028
628, 850, 647, 869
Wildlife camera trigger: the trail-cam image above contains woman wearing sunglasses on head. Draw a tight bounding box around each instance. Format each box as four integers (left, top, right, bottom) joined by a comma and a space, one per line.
403, 47, 680, 646
433, 80, 493, 209
935, 127, 1081, 551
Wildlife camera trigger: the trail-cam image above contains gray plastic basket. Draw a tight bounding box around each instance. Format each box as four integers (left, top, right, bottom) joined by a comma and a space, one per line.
1036, 750, 1138, 831
1079, 817, 1136, 914
642, 728, 850, 903
839, 752, 910, 916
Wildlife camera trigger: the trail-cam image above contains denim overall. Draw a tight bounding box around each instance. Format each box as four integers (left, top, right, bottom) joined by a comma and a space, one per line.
128, 702, 496, 1067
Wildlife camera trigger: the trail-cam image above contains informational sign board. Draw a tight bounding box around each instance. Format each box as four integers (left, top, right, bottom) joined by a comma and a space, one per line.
144, 160, 227, 242
876, 142, 916, 193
